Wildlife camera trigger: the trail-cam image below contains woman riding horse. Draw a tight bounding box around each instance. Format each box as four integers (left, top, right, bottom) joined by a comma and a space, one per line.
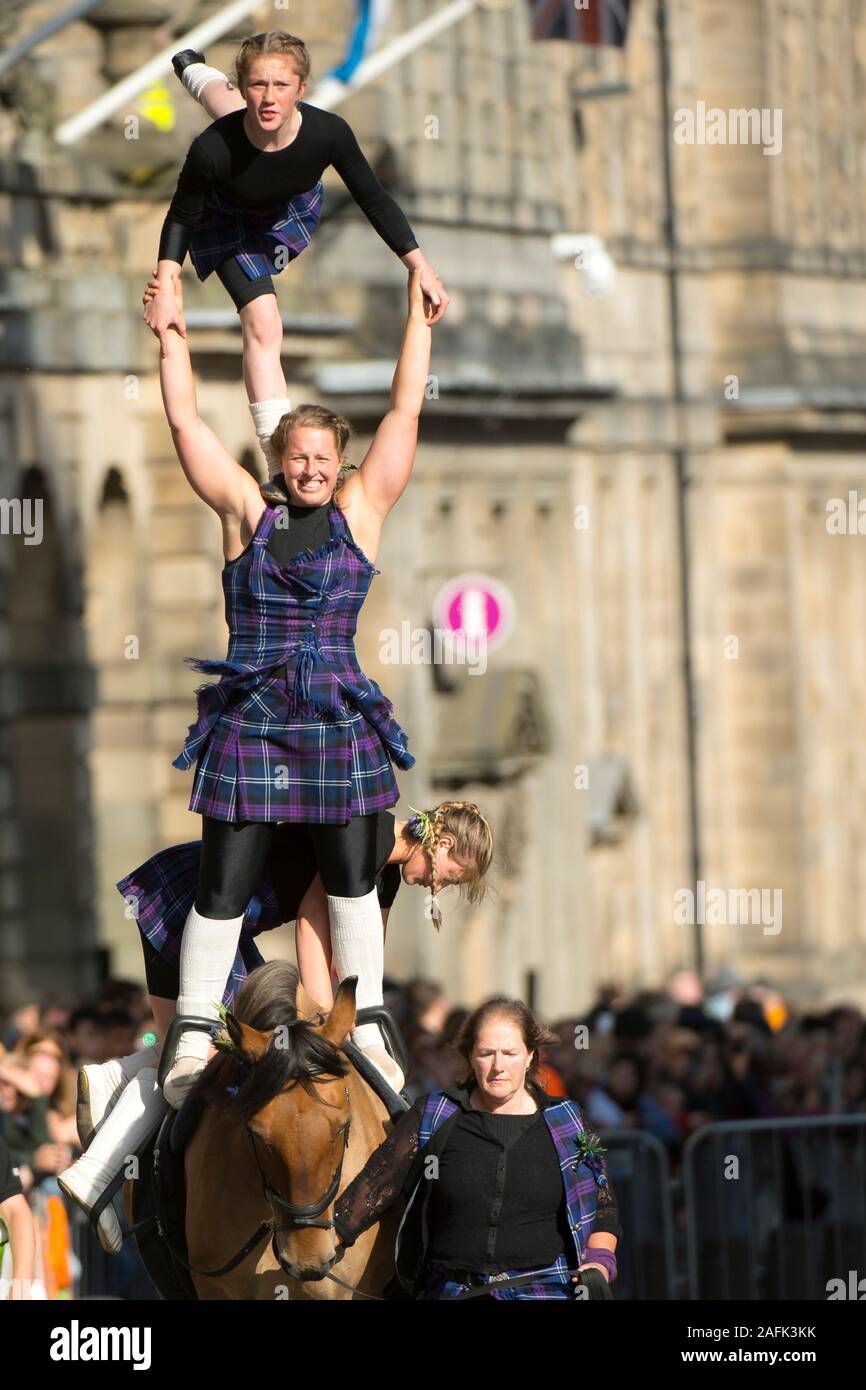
60, 803, 493, 1254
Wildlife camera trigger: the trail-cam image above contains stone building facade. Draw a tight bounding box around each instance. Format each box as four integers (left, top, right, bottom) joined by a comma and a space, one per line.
0, 0, 864, 1019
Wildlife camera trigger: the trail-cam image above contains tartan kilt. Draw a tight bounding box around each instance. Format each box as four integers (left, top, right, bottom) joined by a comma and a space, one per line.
420, 1258, 574, 1301
188, 183, 324, 283
187, 691, 400, 824
117, 842, 269, 1004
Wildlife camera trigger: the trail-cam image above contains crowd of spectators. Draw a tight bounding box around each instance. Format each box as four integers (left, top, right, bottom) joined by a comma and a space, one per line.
387, 969, 866, 1164
0, 980, 155, 1297
2, 965, 865, 1297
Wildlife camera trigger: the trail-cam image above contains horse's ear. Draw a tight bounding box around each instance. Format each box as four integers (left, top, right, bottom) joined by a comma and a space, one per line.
319, 976, 358, 1047
225, 1011, 272, 1063
295, 980, 327, 1021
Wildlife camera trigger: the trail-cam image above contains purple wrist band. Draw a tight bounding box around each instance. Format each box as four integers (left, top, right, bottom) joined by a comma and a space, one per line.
583, 1247, 617, 1283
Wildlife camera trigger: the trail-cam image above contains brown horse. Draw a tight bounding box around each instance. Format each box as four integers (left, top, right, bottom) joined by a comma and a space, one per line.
179, 962, 398, 1300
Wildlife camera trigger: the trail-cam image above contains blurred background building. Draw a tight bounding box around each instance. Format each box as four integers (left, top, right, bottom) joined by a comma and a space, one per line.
1, 0, 864, 1019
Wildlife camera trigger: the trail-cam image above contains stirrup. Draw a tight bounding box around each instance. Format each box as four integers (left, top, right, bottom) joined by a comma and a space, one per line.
87, 1166, 128, 1225
355, 1006, 409, 1076
157, 1015, 217, 1089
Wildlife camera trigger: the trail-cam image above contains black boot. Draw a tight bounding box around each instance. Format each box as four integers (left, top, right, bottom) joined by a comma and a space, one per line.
172, 49, 206, 82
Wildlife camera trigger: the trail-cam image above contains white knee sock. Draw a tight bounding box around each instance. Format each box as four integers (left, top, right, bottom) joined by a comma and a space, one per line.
249, 398, 292, 478
91, 1044, 159, 1091
174, 907, 245, 1064
65, 1069, 167, 1196
59, 1068, 168, 1252
327, 889, 384, 1051
181, 62, 230, 105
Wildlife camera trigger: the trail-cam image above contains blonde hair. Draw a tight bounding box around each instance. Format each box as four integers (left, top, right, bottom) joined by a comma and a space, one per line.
15, 1030, 76, 1117
235, 32, 311, 90
408, 800, 494, 918
270, 404, 356, 495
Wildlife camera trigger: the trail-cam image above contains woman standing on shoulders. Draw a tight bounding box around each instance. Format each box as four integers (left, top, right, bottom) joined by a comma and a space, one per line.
145, 31, 448, 472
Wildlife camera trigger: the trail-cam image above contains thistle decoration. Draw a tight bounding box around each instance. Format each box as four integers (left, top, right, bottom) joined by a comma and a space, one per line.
213, 1000, 235, 1055
575, 1130, 609, 1187
407, 805, 434, 842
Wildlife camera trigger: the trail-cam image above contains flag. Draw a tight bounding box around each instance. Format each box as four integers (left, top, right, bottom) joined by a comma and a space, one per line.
529, 0, 631, 47
327, 0, 393, 84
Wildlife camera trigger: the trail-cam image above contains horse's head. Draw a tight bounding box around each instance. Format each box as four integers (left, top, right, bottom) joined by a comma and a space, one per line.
222, 976, 358, 1282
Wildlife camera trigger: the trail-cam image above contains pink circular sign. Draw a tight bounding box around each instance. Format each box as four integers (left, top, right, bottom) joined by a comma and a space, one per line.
433, 574, 515, 651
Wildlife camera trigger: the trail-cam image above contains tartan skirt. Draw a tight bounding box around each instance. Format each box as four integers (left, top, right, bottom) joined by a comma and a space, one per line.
174, 499, 410, 825
187, 677, 400, 824
117, 841, 271, 1005
188, 182, 324, 283
421, 1257, 575, 1301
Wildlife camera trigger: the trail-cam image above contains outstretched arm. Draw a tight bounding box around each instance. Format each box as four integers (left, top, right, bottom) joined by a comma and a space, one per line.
159, 321, 257, 519
348, 269, 431, 520
144, 141, 215, 353
333, 1100, 425, 1248
331, 116, 449, 323
295, 875, 390, 1009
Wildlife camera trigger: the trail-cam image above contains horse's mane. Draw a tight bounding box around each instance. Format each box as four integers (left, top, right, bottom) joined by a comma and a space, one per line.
192, 959, 349, 1121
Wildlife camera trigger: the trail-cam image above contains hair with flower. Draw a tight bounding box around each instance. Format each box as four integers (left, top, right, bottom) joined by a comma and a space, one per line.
405, 800, 494, 925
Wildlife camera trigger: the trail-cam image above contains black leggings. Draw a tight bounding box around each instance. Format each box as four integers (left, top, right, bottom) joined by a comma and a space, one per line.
141, 934, 180, 1001
194, 813, 382, 918
215, 256, 276, 311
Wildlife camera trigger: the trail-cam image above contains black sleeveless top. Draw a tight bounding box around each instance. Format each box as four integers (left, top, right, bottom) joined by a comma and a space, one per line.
264, 490, 333, 567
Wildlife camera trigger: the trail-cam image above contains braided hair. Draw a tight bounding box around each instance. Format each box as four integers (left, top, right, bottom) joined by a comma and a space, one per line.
405, 799, 494, 928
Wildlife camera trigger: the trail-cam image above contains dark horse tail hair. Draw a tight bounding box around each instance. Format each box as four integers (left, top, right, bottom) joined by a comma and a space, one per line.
192, 959, 349, 1121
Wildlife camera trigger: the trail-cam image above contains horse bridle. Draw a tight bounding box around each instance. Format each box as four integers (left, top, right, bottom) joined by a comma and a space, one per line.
247, 1085, 352, 1234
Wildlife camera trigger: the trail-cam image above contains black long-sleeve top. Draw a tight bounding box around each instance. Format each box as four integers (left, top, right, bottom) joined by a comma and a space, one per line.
158, 104, 419, 266
334, 1086, 622, 1276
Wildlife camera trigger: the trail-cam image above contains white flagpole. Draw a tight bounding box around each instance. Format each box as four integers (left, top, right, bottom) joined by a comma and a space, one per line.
54, 0, 508, 142
54, 0, 265, 146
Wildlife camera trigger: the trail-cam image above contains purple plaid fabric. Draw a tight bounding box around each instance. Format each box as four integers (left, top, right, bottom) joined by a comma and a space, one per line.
188, 182, 324, 283
172, 496, 414, 823
415, 1091, 609, 1301
117, 842, 279, 1005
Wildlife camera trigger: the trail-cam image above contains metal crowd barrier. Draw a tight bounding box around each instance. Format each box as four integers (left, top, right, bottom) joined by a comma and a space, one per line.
681, 1114, 866, 1300
62, 1115, 866, 1301
597, 1129, 678, 1299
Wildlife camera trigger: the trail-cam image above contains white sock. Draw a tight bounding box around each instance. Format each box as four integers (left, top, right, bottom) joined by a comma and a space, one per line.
65, 1069, 167, 1197
327, 889, 385, 1051
249, 398, 292, 478
181, 62, 230, 105
119, 1044, 160, 1081
92, 1044, 159, 1086
174, 907, 244, 1065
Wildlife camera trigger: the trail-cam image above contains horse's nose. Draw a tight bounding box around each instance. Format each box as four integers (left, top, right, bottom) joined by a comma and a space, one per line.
279, 1253, 336, 1283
